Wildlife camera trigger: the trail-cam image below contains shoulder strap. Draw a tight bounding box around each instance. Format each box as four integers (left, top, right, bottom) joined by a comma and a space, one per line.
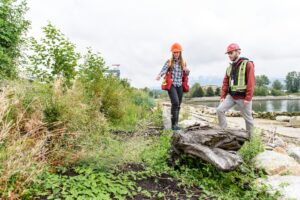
226, 65, 232, 77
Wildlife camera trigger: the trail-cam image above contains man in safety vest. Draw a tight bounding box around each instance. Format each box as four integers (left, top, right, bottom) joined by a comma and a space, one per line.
217, 43, 255, 135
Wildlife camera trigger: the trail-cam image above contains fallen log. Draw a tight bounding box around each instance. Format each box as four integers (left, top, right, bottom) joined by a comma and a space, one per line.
169, 123, 250, 171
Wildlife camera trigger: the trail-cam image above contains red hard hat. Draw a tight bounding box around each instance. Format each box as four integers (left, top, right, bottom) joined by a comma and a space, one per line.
226, 43, 241, 54
171, 43, 182, 52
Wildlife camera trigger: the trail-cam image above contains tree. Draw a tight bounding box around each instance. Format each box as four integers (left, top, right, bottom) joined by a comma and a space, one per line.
285, 71, 300, 93
272, 80, 283, 91
254, 86, 268, 96
270, 80, 284, 96
256, 75, 270, 87
0, 0, 30, 79
199, 86, 205, 97
28, 23, 80, 87
215, 87, 221, 96
190, 83, 204, 97
254, 75, 270, 96
206, 86, 215, 97
271, 89, 284, 96
78, 47, 107, 83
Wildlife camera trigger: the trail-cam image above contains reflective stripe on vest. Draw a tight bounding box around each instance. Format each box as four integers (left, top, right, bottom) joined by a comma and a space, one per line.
226, 60, 248, 92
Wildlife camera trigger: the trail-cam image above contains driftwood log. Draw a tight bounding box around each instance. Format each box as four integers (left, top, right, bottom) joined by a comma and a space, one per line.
170, 123, 250, 171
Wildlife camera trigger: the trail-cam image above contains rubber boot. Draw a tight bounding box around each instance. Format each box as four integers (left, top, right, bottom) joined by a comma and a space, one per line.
172, 111, 181, 130
171, 110, 176, 130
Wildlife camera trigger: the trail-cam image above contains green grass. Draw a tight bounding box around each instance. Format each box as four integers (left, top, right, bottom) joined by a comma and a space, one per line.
21, 124, 280, 200
0, 79, 280, 200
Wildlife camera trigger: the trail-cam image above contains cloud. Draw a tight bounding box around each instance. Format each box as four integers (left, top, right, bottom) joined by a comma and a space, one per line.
26, 0, 300, 88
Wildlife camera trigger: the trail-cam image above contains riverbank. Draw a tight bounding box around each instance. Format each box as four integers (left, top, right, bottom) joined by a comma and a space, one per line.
180, 103, 300, 143
185, 95, 300, 102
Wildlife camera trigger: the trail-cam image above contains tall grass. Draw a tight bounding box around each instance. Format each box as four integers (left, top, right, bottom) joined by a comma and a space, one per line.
0, 76, 157, 199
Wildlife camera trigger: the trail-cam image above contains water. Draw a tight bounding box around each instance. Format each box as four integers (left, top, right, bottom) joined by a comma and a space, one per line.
193, 99, 300, 113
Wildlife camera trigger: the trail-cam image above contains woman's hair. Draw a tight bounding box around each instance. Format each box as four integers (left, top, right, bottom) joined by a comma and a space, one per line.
169, 53, 185, 69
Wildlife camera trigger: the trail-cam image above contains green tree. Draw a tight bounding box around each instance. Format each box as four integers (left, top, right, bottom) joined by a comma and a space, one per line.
28, 23, 80, 87
78, 47, 107, 83
271, 79, 284, 96
0, 0, 30, 79
215, 87, 221, 96
256, 75, 270, 87
190, 83, 204, 97
285, 71, 300, 93
254, 86, 269, 96
254, 75, 270, 96
198, 86, 205, 97
271, 89, 284, 96
206, 86, 214, 97
272, 80, 283, 90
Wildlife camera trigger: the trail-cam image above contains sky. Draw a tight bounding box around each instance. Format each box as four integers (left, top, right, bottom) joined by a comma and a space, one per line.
25, 0, 300, 88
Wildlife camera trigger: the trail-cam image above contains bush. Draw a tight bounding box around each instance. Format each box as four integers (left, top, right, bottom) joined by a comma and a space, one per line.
0, 80, 108, 198
254, 86, 269, 96
238, 129, 264, 163
271, 89, 284, 96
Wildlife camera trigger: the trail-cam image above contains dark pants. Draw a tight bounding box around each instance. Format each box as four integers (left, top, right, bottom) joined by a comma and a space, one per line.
168, 85, 183, 128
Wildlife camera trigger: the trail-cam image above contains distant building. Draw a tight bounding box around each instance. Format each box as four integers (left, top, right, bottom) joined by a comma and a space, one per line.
106, 69, 120, 78
105, 64, 120, 78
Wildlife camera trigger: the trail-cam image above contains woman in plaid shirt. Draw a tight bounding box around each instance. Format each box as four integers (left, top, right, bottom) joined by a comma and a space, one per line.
156, 43, 190, 130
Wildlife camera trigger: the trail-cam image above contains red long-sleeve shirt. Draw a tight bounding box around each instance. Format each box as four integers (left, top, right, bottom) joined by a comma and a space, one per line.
221, 59, 255, 101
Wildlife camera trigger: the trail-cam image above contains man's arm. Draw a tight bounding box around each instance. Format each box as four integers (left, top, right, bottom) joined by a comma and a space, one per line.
245, 62, 255, 101
221, 73, 229, 100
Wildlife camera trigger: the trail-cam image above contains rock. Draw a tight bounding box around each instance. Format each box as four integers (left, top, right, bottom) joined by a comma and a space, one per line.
179, 119, 208, 129
273, 136, 287, 148
273, 146, 287, 154
162, 104, 172, 130
289, 116, 300, 128
254, 151, 300, 176
288, 147, 300, 164
263, 176, 300, 200
170, 125, 250, 171
275, 115, 291, 122
264, 146, 274, 151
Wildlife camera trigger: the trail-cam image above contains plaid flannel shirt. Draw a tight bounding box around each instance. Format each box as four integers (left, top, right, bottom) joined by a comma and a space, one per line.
160, 59, 189, 87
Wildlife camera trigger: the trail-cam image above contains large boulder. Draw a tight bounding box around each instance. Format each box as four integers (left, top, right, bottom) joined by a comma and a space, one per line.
170, 124, 250, 171
289, 116, 300, 128
254, 151, 300, 175
288, 147, 300, 164
263, 176, 300, 200
275, 115, 291, 122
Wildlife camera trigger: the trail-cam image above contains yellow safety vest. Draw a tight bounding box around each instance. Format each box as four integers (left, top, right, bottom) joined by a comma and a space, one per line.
226, 60, 248, 92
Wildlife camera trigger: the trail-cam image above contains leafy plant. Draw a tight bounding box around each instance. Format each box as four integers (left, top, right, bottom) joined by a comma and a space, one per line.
0, 0, 30, 79
27, 23, 80, 87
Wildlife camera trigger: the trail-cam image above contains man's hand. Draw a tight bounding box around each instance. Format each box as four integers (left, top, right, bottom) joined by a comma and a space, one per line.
220, 98, 225, 103
156, 74, 161, 81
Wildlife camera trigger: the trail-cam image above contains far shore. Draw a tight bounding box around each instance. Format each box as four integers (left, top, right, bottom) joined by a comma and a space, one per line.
184, 95, 300, 102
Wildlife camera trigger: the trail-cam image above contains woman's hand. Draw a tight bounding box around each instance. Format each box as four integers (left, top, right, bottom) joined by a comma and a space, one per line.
156, 74, 161, 81
183, 67, 190, 73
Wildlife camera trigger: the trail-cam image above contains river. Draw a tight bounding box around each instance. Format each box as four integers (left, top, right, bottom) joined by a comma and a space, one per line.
193, 99, 300, 112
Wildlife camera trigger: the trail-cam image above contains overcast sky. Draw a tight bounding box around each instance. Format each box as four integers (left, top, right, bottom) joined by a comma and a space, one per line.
26, 0, 300, 88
